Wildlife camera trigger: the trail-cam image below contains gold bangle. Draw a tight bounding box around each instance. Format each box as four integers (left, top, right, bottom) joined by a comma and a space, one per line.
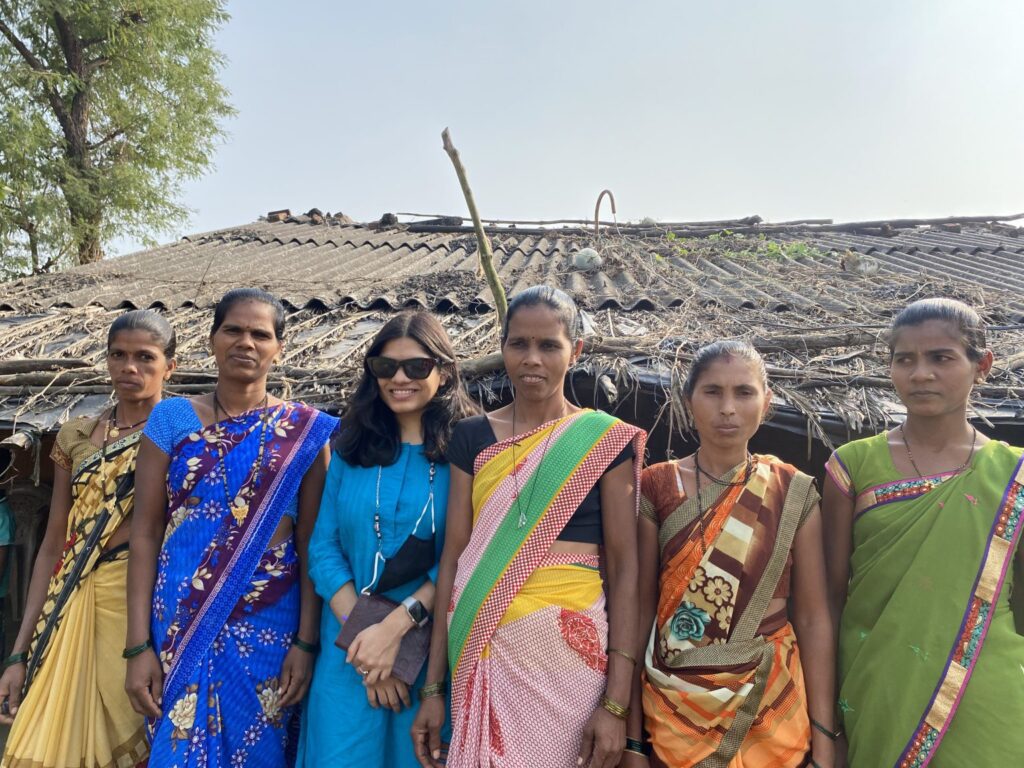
607, 647, 637, 665
600, 695, 630, 720
418, 682, 446, 701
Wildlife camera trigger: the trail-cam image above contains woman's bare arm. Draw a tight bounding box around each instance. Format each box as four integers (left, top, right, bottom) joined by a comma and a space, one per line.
294, 445, 330, 646
579, 458, 639, 768
0, 464, 73, 723
412, 465, 474, 767
124, 436, 170, 717
791, 505, 837, 768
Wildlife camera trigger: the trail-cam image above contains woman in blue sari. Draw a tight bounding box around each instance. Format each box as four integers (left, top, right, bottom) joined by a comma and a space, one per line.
127, 288, 338, 767
297, 311, 478, 767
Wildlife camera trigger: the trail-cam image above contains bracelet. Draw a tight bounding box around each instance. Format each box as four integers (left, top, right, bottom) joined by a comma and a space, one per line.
607, 647, 637, 665
291, 637, 319, 654
625, 737, 646, 754
811, 718, 842, 741
600, 695, 630, 720
122, 639, 152, 659
624, 747, 646, 757
2, 652, 27, 669
418, 682, 446, 701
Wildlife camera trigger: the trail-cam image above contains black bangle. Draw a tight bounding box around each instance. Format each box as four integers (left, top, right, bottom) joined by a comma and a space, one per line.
291, 637, 319, 654
811, 718, 841, 741
122, 639, 152, 659
2, 652, 27, 669
625, 737, 646, 754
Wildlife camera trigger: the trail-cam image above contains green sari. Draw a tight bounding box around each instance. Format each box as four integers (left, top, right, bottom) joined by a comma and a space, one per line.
827, 434, 1024, 767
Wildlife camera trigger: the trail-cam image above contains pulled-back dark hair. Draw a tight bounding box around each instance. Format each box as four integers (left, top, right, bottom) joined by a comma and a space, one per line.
501, 285, 582, 344
211, 288, 287, 340
683, 340, 769, 399
336, 311, 480, 467
108, 309, 176, 359
889, 298, 986, 362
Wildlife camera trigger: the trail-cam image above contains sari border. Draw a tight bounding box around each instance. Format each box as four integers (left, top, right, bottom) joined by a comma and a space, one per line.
894, 453, 1024, 768
75, 429, 141, 477
853, 471, 958, 519
449, 412, 617, 673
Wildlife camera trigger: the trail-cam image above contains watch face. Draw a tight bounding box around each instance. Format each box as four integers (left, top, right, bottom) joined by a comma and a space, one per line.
405, 599, 428, 625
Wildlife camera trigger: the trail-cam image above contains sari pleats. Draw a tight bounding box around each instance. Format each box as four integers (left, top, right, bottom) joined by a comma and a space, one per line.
2, 558, 147, 768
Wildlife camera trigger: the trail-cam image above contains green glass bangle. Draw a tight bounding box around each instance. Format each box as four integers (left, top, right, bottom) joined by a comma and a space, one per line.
291, 637, 319, 654
2, 652, 28, 669
625, 737, 645, 753
122, 639, 152, 659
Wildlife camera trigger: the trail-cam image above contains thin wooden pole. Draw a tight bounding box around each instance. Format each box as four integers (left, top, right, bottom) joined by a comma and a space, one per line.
441, 128, 508, 327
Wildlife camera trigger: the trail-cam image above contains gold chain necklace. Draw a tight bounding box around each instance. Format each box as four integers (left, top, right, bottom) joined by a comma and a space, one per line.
105, 402, 148, 440
214, 392, 272, 526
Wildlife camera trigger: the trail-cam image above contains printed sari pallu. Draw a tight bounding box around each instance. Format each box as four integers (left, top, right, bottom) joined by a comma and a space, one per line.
828, 436, 1024, 767
446, 410, 645, 768
3, 425, 147, 768
642, 456, 816, 768
148, 402, 336, 768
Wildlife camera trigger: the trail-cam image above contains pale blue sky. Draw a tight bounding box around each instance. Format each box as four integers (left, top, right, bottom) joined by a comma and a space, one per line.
125, 0, 1024, 250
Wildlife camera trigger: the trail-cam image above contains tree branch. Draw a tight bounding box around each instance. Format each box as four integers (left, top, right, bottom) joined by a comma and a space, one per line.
88, 127, 125, 150
0, 16, 46, 72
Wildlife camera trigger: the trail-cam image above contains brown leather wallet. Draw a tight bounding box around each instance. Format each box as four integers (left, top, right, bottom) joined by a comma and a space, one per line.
334, 594, 431, 686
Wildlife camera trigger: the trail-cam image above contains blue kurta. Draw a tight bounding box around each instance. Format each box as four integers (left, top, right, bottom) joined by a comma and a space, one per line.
298, 443, 448, 768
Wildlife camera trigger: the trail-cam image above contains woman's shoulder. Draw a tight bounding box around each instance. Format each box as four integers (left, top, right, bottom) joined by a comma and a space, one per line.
833, 431, 888, 463
453, 413, 491, 432
149, 396, 198, 422
56, 414, 97, 443
640, 460, 681, 500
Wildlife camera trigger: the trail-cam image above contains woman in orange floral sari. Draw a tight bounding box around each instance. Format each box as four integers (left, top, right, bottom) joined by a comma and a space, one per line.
631, 341, 836, 768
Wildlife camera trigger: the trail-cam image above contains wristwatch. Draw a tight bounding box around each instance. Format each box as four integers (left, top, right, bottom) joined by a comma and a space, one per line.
401, 596, 430, 628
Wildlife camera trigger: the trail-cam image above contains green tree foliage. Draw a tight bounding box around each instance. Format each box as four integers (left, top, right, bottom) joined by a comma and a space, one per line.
0, 1, 233, 278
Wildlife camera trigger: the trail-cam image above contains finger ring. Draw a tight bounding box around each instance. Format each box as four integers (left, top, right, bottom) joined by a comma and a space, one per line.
358, 667, 369, 676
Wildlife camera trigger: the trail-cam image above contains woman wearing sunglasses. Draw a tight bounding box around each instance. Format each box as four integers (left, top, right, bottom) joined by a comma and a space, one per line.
298, 311, 478, 768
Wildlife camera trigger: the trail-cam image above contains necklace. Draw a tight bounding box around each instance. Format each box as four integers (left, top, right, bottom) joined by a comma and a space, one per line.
105, 403, 148, 440
363, 458, 436, 593
213, 389, 268, 420
510, 400, 564, 528
215, 403, 273, 526
691, 448, 754, 555
899, 423, 978, 482
694, 449, 753, 487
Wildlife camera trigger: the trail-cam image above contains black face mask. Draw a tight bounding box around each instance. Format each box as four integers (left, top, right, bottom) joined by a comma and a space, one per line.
373, 530, 436, 594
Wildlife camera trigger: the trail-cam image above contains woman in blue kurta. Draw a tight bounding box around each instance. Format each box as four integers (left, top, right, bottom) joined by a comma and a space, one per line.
127, 289, 337, 767
298, 311, 478, 768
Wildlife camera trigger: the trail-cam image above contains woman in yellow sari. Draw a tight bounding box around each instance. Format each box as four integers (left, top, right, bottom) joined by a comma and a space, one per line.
635, 341, 836, 768
0, 310, 176, 768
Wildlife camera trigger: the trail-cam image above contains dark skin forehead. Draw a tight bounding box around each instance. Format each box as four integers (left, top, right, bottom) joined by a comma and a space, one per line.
890, 319, 971, 356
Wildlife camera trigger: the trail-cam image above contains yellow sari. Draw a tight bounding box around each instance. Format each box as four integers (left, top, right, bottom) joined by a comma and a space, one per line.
2, 418, 147, 768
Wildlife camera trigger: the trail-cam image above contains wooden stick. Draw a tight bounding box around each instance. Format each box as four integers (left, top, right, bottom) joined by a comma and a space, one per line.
0, 358, 93, 374
440, 128, 508, 327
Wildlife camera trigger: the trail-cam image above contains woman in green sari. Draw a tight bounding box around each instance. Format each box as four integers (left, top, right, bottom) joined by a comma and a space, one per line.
824, 298, 1024, 767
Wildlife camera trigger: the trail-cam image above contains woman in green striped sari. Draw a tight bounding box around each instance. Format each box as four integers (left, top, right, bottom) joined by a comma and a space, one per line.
824, 298, 1024, 767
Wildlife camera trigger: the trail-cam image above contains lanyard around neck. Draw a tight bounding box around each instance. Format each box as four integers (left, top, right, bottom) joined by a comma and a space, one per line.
361, 459, 436, 595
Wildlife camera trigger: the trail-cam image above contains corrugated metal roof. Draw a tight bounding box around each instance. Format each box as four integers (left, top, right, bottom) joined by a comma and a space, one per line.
4, 214, 1023, 319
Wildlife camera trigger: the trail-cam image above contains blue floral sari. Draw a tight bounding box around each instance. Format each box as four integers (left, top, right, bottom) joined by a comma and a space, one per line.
148, 401, 337, 767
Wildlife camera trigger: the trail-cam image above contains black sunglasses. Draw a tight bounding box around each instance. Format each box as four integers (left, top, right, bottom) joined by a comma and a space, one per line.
366, 356, 439, 380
